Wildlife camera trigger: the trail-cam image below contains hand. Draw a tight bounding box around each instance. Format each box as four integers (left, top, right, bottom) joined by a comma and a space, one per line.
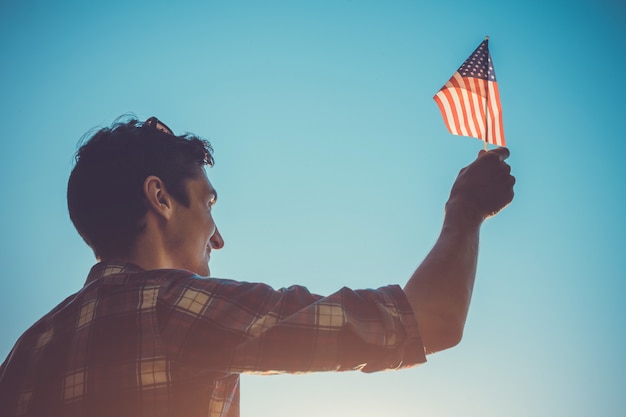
446, 147, 515, 222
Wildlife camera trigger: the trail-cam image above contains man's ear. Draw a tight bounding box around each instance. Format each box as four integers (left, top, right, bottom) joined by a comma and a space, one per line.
143, 175, 173, 220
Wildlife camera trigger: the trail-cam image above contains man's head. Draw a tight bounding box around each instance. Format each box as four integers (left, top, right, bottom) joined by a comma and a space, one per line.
67, 116, 222, 274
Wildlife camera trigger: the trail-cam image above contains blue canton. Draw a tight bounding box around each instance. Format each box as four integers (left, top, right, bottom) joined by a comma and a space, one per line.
458, 40, 497, 81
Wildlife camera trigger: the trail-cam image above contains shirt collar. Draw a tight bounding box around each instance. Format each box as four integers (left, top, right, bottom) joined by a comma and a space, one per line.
85, 261, 145, 286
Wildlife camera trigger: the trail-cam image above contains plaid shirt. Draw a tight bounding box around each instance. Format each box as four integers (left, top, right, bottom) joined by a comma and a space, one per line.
0, 262, 426, 417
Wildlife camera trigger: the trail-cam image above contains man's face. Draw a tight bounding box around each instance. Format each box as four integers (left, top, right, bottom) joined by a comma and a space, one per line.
168, 171, 223, 276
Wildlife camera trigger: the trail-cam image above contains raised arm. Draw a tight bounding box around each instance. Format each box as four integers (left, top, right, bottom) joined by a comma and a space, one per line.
404, 147, 515, 354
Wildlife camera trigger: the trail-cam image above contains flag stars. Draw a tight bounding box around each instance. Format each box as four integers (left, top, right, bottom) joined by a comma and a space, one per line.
455, 40, 497, 81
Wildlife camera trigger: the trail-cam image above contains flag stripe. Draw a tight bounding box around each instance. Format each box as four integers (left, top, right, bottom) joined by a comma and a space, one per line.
471, 77, 487, 133
434, 92, 460, 138
489, 82, 505, 146
452, 72, 473, 136
468, 78, 486, 138
439, 85, 462, 135
446, 80, 469, 137
433, 94, 453, 134
456, 73, 485, 139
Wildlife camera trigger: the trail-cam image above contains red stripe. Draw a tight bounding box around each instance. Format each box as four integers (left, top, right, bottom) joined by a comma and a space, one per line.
486, 81, 505, 146
441, 85, 462, 135
491, 82, 506, 146
455, 78, 473, 135
433, 94, 453, 134
462, 77, 483, 138
470, 77, 487, 136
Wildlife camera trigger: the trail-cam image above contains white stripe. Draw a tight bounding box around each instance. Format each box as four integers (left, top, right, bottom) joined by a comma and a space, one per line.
456, 75, 479, 138
469, 86, 486, 139
450, 73, 469, 137
441, 80, 462, 135
477, 79, 488, 142
469, 78, 486, 139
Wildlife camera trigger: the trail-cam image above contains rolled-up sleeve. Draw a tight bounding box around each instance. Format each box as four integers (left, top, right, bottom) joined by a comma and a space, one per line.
158, 273, 426, 375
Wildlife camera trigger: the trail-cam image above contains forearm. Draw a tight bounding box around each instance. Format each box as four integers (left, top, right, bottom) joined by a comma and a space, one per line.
403, 201, 482, 354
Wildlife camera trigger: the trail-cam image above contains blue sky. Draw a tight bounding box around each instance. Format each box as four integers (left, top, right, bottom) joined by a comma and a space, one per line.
1, 1, 624, 416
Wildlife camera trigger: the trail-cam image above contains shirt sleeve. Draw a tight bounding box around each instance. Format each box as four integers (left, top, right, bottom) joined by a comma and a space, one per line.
157, 273, 426, 374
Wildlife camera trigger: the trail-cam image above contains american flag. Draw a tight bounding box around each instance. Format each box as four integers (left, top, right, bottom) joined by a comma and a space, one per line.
434, 39, 505, 146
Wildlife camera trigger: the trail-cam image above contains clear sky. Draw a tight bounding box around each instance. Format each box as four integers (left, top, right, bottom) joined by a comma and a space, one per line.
1, 1, 624, 416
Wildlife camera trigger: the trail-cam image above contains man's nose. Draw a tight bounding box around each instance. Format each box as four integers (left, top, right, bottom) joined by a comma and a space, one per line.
210, 227, 224, 250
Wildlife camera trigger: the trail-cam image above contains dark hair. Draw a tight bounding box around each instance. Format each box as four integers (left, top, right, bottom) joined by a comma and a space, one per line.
67, 116, 214, 259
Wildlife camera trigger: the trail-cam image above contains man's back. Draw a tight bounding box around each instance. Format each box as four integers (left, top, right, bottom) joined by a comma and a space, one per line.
1, 264, 199, 417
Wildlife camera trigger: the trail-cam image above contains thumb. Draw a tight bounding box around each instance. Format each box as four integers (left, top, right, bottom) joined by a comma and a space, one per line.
477, 147, 510, 161
490, 146, 510, 161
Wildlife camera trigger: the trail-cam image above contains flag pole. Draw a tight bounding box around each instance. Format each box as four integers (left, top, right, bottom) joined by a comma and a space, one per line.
483, 35, 489, 151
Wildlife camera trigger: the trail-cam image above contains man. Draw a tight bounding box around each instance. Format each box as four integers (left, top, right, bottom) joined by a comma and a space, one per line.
0, 116, 515, 417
